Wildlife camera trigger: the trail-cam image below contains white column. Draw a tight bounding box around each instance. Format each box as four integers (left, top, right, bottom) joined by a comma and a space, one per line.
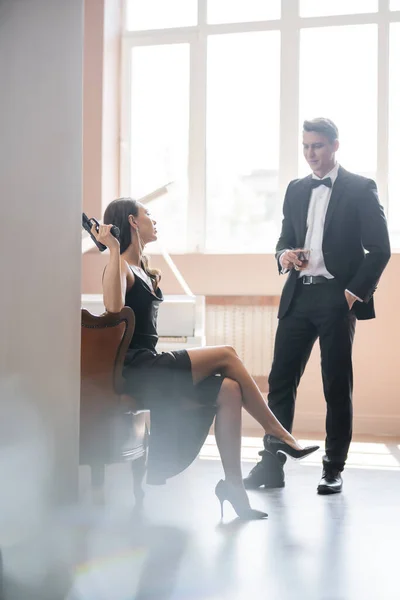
0, 0, 83, 597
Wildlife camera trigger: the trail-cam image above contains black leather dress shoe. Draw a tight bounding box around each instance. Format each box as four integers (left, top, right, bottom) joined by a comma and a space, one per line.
243, 451, 285, 490
317, 469, 343, 495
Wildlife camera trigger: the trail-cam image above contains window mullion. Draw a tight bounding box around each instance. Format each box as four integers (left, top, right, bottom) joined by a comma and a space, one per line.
187, 0, 207, 252
119, 38, 132, 198
279, 0, 300, 200
377, 0, 390, 213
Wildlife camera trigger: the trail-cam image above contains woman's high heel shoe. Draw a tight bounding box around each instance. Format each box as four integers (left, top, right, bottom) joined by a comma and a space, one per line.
215, 480, 268, 520
265, 435, 319, 460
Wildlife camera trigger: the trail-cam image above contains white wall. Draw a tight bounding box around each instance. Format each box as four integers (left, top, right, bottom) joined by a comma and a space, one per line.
0, 1, 83, 597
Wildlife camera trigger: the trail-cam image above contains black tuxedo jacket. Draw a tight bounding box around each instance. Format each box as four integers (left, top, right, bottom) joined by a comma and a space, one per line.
276, 166, 391, 320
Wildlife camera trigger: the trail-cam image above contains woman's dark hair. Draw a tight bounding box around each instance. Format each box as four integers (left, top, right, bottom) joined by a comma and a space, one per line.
104, 197, 138, 253
303, 118, 338, 143
103, 197, 161, 286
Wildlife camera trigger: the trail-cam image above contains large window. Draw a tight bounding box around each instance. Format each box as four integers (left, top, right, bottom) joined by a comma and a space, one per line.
206, 32, 280, 252
122, 1, 400, 253
300, 0, 378, 17
299, 25, 377, 179
127, 44, 190, 251
207, 0, 281, 24
126, 0, 197, 31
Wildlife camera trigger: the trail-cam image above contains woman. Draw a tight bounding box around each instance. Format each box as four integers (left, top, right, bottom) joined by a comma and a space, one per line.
92, 198, 319, 520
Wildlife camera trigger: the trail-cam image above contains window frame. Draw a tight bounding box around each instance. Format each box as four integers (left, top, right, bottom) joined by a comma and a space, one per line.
121, 0, 400, 253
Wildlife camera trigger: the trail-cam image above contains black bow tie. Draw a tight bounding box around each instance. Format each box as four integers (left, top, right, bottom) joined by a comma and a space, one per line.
311, 177, 332, 189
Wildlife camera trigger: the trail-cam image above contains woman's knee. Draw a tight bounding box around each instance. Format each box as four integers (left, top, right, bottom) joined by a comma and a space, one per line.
218, 377, 242, 406
219, 345, 239, 367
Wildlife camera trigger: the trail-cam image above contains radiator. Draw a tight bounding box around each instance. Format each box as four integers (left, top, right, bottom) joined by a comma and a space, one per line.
205, 296, 280, 392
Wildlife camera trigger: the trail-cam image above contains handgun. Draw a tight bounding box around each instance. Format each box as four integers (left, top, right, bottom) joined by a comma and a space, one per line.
82, 213, 120, 252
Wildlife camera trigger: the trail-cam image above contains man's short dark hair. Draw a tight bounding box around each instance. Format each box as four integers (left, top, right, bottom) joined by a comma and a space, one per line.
303, 118, 339, 143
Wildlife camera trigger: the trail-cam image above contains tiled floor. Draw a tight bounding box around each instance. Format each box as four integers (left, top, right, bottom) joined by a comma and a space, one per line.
62, 436, 400, 600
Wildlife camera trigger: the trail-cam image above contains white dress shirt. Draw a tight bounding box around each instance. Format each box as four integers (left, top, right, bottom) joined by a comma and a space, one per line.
280, 163, 361, 301
300, 163, 339, 279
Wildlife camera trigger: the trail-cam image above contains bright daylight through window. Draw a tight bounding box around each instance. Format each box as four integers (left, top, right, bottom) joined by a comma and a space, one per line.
122, 0, 400, 253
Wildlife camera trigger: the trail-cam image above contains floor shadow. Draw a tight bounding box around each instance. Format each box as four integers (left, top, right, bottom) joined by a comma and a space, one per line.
65, 508, 189, 600
386, 442, 400, 466
315, 496, 348, 599
212, 517, 248, 598
133, 523, 189, 600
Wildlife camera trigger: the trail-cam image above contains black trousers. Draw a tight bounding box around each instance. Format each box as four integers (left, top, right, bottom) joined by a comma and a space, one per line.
268, 278, 356, 470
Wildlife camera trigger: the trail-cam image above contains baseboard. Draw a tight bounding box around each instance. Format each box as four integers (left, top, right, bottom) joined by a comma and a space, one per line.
351, 414, 400, 437
242, 411, 400, 438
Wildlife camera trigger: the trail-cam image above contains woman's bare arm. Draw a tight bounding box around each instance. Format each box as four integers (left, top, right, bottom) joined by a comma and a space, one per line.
91, 223, 130, 313
102, 250, 128, 313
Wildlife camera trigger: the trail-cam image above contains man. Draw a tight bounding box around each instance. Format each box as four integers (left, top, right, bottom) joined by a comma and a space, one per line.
244, 118, 391, 494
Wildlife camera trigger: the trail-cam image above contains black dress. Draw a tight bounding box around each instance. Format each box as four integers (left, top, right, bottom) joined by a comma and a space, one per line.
123, 272, 223, 485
